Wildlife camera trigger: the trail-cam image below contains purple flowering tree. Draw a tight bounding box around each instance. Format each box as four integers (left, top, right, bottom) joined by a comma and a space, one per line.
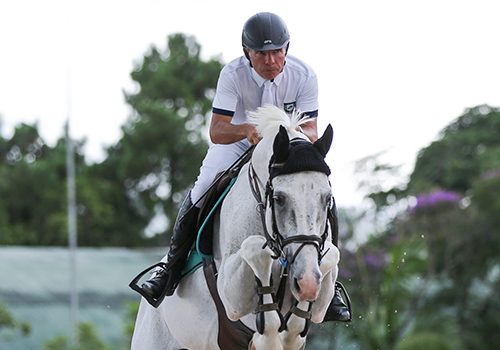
410, 190, 461, 212
326, 106, 500, 350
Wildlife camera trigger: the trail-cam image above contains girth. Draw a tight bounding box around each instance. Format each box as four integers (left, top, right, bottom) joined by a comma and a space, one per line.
203, 258, 254, 350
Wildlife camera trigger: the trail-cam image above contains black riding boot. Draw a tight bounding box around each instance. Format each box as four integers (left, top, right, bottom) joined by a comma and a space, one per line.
141, 192, 200, 300
323, 198, 352, 322
324, 281, 352, 322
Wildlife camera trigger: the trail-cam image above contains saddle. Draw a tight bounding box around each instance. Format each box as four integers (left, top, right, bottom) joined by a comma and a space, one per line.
196, 147, 253, 257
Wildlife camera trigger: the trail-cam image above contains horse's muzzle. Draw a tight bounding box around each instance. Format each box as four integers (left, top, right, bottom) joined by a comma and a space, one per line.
290, 255, 321, 302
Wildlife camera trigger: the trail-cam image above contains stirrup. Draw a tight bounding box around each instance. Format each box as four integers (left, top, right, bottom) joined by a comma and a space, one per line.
129, 262, 170, 308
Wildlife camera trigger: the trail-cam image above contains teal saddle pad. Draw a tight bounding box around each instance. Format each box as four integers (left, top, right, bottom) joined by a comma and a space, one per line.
181, 249, 203, 278
181, 177, 237, 278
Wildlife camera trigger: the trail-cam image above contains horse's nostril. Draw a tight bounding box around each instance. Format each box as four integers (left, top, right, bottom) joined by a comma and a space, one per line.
294, 277, 301, 293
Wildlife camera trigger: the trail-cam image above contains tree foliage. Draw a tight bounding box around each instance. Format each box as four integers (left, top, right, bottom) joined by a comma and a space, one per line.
409, 105, 500, 194
0, 34, 222, 246
398, 105, 500, 349
0, 124, 76, 245
0, 301, 31, 341
333, 105, 500, 350
42, 322, 112, 350
98, 33, 222, 243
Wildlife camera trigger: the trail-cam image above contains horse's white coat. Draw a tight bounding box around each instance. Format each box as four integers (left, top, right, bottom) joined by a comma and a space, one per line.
131, 105, 340, 350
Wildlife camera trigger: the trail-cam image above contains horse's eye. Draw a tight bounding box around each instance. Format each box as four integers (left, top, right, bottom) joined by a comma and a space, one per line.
273, 194, 285, 206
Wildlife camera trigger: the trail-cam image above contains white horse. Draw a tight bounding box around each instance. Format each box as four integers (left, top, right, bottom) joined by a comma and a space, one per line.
131, 105, 340, 350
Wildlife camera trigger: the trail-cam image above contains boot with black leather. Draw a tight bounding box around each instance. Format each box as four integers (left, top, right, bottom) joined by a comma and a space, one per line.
323, 281, 352, 322
141, 192, 200, 301
323, 199, 352, 322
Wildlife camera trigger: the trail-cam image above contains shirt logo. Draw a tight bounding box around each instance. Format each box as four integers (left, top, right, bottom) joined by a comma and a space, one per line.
284, 102, 296, 113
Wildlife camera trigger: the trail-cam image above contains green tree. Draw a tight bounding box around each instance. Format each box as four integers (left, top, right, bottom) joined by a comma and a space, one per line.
0, 301, 31, 341
329, 205, 443, 350
0, 122, 141, 246
0, 122, 125, 246
99, 33, 223, 242
0, 33, 223, 247
398, 105, 500, 350
42, 322, 112, 350
74, 159, 148, 247
409, 105, 500, 194
0, 124, 77, 245
346, 105, 500, 349
318, 105, 500, 349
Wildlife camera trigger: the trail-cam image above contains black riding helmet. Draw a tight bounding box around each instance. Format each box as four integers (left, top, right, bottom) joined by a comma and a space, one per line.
242, 12, 290, 53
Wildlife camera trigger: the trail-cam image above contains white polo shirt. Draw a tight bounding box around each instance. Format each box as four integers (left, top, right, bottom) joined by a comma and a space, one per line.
191, 55, 319, 205
212, 54, 319, 124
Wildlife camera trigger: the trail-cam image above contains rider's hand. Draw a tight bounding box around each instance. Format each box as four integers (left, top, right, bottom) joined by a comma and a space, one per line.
245, 124, 262, 145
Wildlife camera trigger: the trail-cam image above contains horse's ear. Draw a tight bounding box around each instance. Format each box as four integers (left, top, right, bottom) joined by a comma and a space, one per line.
313, 124, 333, 158
273, 125, 290, 163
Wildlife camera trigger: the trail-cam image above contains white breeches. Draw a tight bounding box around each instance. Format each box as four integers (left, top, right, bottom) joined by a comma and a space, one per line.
190, 139, 251, 206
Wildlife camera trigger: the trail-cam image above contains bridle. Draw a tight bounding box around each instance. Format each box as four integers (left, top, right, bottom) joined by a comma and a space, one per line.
247, 160, 331, 336
248, 163, 330, 266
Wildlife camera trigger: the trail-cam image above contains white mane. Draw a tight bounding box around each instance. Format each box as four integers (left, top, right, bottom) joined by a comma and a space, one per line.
247, 104, 314, 140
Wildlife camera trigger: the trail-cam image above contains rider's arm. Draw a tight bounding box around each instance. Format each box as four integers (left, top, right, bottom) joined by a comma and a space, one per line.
295, 69, 319, 142
210, 113, 262, 145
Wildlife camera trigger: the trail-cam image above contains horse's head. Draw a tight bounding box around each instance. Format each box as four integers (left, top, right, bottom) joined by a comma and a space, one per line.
265, 124, 334, 302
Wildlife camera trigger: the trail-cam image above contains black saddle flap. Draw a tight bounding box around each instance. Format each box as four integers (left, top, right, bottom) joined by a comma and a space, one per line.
197, 171, 234, 256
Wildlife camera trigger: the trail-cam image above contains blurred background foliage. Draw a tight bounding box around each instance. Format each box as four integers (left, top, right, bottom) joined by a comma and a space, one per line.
0, 33, 222, 248
1, 33, 499, 349
320, 105, 500, 349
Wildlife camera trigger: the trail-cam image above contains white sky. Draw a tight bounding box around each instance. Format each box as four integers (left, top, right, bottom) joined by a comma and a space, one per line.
1, 0, 499, 207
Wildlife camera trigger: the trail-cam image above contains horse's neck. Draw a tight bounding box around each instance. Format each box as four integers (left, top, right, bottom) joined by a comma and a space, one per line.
213, 138, 274, 261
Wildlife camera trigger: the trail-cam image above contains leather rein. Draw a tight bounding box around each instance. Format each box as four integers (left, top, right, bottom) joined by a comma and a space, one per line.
247, 161, 331, 336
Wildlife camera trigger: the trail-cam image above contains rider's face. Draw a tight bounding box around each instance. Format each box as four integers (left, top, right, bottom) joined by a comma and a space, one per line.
248, 47, 287, 80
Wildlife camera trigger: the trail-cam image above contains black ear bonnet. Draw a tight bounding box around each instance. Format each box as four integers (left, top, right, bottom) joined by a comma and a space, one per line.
269, 125, 333, 180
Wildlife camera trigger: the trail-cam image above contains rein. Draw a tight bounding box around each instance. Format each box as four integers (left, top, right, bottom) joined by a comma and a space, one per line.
247, 161, 331, 336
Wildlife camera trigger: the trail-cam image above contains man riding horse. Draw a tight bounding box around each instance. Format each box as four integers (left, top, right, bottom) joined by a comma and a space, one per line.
136, 12, 351, 322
